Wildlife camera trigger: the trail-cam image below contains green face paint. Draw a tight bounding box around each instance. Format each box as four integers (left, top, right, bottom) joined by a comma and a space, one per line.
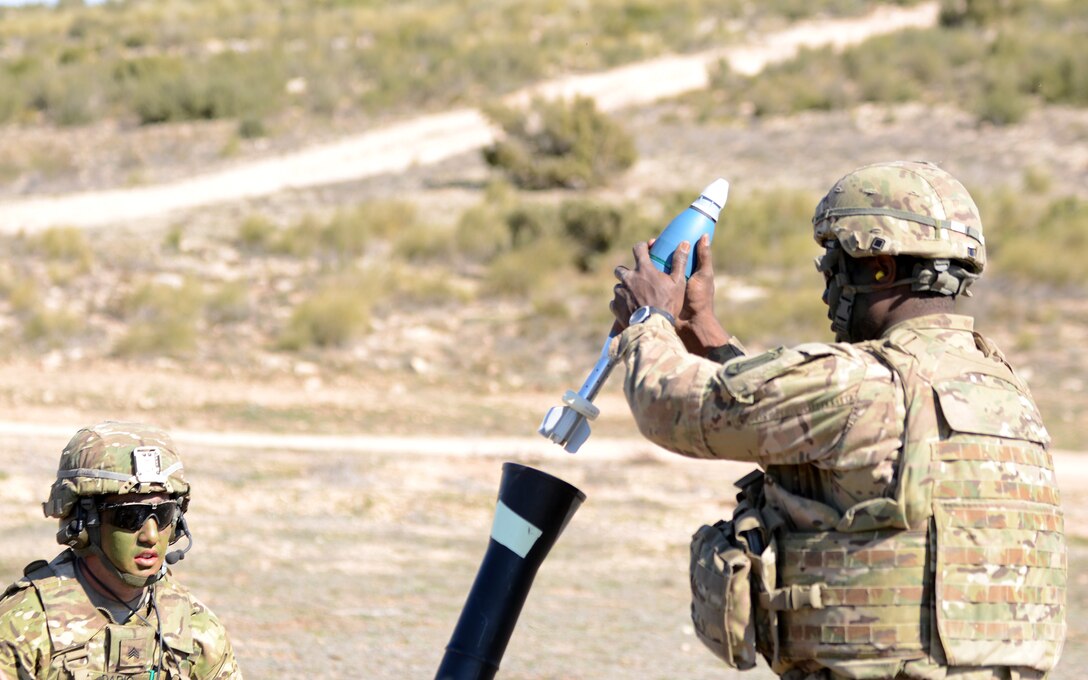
100, 513, 173, 578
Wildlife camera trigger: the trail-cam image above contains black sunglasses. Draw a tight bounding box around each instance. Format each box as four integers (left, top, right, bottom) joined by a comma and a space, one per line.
98, 501, 180, 532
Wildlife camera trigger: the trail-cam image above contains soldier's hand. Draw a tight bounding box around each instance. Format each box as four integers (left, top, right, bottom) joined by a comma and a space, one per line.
611, 241, 687, 329
677, 234, 730, 355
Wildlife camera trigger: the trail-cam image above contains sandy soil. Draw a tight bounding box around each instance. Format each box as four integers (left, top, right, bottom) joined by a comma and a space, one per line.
0, 433, 1084, 679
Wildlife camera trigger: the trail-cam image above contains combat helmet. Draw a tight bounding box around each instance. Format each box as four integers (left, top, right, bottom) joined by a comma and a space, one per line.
45, 421, 191, 586
812, 161, 985, 339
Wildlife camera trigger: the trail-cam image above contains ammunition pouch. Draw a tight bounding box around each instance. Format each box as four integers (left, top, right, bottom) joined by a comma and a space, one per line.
690, 518, 757, 669
690, 470, 790, 672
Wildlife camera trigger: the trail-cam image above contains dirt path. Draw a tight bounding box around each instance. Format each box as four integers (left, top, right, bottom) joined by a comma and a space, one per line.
0, 2, 938, 232
3, 416, 1084, 536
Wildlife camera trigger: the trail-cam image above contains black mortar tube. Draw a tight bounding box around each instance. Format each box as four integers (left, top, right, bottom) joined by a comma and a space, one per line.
435, 462, 586, 680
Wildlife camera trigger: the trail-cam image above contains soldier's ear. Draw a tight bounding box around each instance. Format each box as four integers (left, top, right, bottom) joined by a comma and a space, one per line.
862, 255, 897, 287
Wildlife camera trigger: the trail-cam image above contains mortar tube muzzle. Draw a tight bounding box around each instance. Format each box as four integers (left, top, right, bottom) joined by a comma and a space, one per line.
435, 463, 586, 680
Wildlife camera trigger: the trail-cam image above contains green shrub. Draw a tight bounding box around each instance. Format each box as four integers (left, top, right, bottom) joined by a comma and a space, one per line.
745, 48, 852, 116
163, 224, 185, 252
207, 281, 251, 324
559, 199, 628, 272
393, 224, 451, 262
201, 51, 285, 120
7, 280, 39, 316
980, 190, 1088, 286
0, 70, 26, 124
504, 203, 560, 248
122, 52, 285, 125
112, 278, 204, 357
973, 68, 1031, 125
238, 116, 267, 139
1020, 33, 1088, 106
483, 96, 637, 189
483, 236, 573, 297
315, 201, 417, 261
274, 215, 323, 258
30, 226, 94, 267
45, 66, 99, 126
23, 307, 83, 347
453, 203, 510, 262
939, 0, 1026, 27
121, 56, 201, 125
713, 189, 820, 276
236, 214, 278, 252
320, 207, 374, 259
1022, 166, 1052, 195
277, 282, 375, 350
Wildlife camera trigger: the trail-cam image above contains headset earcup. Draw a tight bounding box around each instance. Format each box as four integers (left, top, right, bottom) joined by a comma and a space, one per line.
56, 517, 90, 549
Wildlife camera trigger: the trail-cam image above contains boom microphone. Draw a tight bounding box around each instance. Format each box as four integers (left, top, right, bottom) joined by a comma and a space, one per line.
435, 463, 586, 680
165, 515, 193, 565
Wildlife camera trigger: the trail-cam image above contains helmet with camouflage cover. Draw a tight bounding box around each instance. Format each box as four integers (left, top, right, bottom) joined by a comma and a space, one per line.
45, 421, 190, 521
42, 422, 193, 587
44, 421, 192, 588
813, 161, 985, 340
813, 160, 985, 280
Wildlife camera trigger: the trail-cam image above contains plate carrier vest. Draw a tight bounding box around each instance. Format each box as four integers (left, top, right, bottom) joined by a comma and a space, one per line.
751, 326, 1066, 677
16, 551, 195, 680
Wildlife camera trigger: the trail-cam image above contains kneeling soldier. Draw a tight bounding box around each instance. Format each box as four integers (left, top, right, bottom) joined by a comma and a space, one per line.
1, 421, 242, 679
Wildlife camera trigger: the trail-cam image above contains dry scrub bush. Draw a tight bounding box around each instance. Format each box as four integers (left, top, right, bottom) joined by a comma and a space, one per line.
111, 278, 205, 357
700, 3, 1088, 126
483, 96, 637, 189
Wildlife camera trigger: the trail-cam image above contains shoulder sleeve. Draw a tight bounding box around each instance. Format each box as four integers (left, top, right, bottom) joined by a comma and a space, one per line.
188, 595, 242, 680
618, 320, 888, 466
0, 581, 50, 679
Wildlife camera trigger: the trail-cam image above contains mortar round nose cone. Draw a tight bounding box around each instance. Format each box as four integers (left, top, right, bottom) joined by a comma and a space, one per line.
701, 178, 730, 208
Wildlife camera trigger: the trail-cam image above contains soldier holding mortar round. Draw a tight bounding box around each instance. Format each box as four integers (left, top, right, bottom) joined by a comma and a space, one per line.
609, 161, 1066, 680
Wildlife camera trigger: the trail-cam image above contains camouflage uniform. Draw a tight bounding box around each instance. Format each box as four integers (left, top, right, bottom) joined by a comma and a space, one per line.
0, 422, 242, 680
0, 550, 240, 679
614, 162, 1066, 679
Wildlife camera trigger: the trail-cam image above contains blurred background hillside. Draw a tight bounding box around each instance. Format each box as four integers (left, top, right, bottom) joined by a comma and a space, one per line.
1, 1, 1087, 678
0, 0, 1084, 448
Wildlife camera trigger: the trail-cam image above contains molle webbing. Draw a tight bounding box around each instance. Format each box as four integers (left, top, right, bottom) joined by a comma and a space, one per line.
922, 333, 1064, 670
777, 529, 928, 660
931, 439, 1065, 669
768, 326, 1065, 673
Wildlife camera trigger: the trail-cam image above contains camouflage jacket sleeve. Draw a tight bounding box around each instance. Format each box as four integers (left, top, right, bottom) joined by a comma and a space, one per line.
188, 595, 242, 680
0, 582, 50, 679
614, 315, 903, 467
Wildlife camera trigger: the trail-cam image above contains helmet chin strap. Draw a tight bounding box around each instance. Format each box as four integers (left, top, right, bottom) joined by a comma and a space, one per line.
829, 278, 917, 342
818, 245, 915, 342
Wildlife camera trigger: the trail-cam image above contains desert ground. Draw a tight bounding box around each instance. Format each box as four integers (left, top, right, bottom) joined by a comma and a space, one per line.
1, 431, 1085, 679
0, 2, 1085, 677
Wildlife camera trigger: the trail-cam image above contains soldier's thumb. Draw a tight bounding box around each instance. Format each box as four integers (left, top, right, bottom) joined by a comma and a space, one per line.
670, 241, 691, 281
693, 234, 714, 278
